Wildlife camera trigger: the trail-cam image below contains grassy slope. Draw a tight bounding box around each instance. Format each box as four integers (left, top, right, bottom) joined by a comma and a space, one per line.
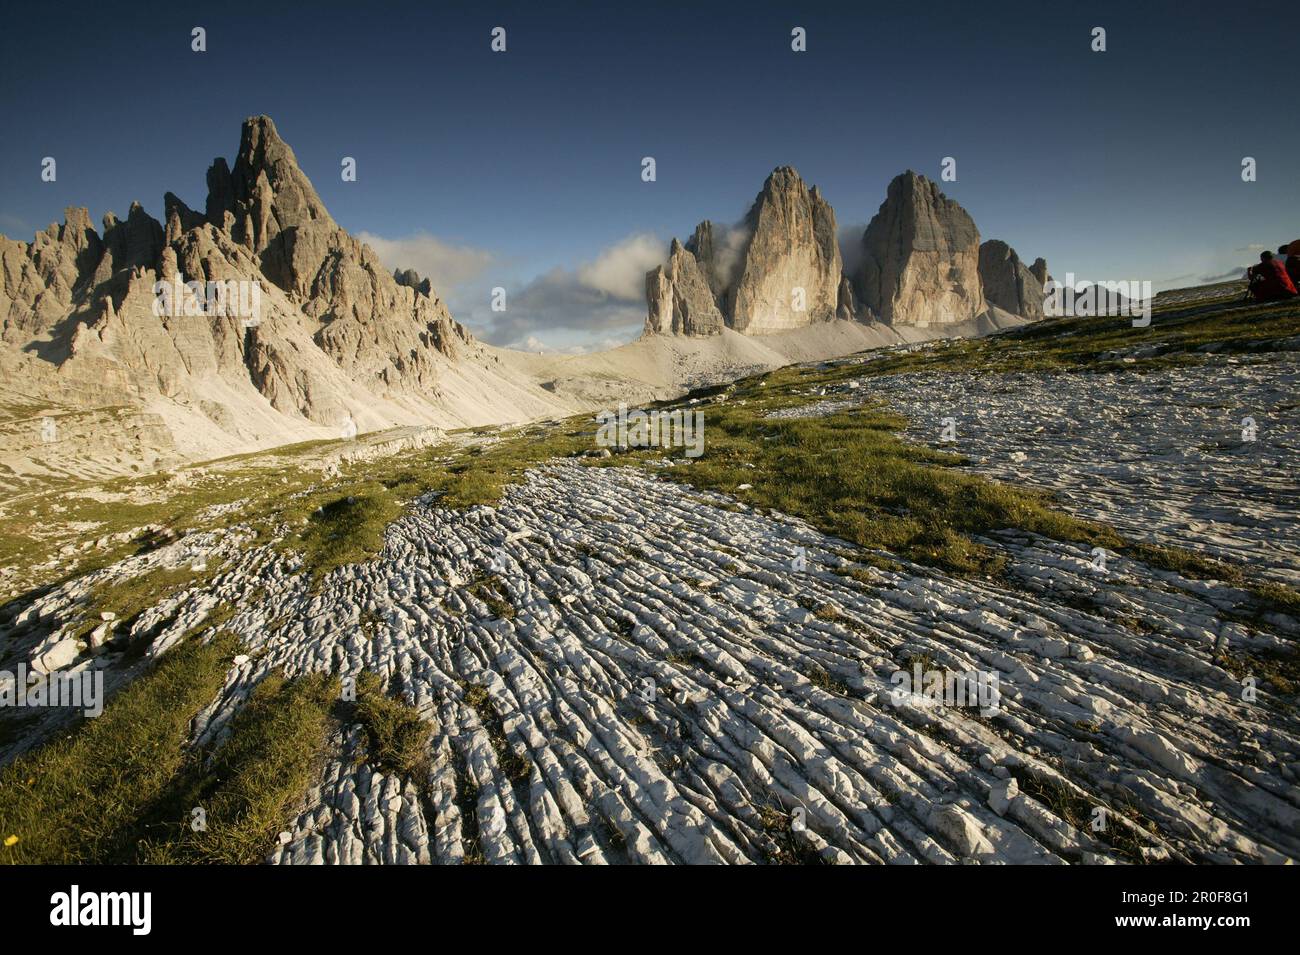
136, 670, 339, 864
650, 293, 1300, 609
206, 290, 1300, 606
852, 287, 1298, 378
0, 632, 432, 864
0, 627, 242, 863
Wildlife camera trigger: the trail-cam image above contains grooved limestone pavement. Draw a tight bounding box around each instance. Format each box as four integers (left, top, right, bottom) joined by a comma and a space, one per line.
149, 458, 1294, 865
6, 339, 1297, 862
869, 353, 1300, 584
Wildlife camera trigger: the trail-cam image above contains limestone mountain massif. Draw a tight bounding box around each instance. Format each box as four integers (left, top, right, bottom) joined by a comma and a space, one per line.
854, 171, 986, 327
729, 167, 842, 333
645, 168, 1047, 335
1, 117, 1049, 488
0, 116, 573, 485
645, 167, 844, 337
979, 239, 1046, 322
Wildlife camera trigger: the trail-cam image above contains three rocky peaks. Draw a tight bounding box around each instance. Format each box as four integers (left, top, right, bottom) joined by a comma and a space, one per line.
644, 166, 1047, 337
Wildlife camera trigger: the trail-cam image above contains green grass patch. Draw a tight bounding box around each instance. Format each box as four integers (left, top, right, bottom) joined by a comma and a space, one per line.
72, 562, 221, 647
662, 383, 1104, 576
0, 629, 240, 864
352, 672, 433, 778
425, 429, 594, 508
463, 575, 516, 619
282, 488, 409, 581
137, 669, 338, 864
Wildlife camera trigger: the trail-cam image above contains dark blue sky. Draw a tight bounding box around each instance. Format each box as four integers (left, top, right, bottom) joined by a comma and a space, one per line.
2, 0, 1295, 349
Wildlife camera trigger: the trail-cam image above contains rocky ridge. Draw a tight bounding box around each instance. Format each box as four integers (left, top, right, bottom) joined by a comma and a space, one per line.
646, 167, 843, 337
979, 239, 1046, 322
647, 169, 1046, 336
0, 116, 570, 484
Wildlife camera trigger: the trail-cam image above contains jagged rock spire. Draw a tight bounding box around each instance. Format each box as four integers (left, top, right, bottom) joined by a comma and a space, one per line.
979, 239, 1046, 320
855, 171, 985, 326
729, 166, 841, 333
644, 165, 841, 337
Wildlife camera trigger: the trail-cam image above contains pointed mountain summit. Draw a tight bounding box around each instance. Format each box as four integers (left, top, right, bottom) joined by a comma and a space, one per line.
0, 116, 567, 483
644, 166, 843, 337
854, 171, 985, 327
230, 116, 333, 233
729, 166, 842, 333
979, 240, 1047, 322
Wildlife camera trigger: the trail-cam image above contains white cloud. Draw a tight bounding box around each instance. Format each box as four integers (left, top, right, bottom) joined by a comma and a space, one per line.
510, 333, 630, 354
356, 230, 494, 295
576, 233, 667, 299
838, 223, 867, 276
516, 335, 551, 352
355, 229, 666, 351
678, 221, 755, 293
463, 233, 666, 348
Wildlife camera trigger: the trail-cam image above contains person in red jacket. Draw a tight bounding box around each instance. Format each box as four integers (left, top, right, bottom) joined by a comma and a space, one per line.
1247, 251, 1298, 302
1287, 249, 1300, 292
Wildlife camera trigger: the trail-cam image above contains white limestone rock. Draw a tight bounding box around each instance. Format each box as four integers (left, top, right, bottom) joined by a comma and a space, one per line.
855, 171, 986, 327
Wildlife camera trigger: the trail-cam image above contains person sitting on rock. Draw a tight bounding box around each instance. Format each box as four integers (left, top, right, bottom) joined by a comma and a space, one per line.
1247, 250, 1298, 302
